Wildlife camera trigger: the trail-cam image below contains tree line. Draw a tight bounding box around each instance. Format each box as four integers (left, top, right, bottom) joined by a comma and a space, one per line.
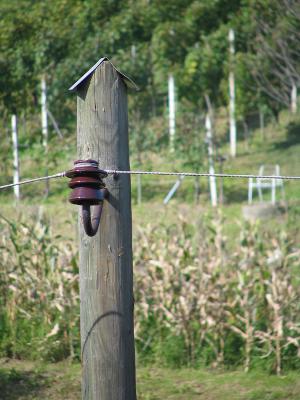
0, 0, 299, 145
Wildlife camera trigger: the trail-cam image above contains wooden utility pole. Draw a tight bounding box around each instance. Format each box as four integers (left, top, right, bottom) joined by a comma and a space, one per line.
228, 28, 237, 157
70, 59, 136, 400
205, 113, 217, 207
168, 73, 176, 152
11, 114, 20, 201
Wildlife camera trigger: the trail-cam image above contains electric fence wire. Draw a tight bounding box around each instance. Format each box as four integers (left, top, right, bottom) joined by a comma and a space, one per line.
0, 172, 65, 190
105, 170, 300, 180
1, 169, 300, 191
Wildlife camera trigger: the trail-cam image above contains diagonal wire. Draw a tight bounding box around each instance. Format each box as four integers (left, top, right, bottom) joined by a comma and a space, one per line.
0, 172, 65, 190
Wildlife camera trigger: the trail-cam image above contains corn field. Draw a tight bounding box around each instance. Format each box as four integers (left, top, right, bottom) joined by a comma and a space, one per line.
0, 213, 79, 361
0, 212, 300, 374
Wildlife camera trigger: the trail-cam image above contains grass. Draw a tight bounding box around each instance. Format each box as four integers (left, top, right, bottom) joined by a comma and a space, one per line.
0, 359, 299, 400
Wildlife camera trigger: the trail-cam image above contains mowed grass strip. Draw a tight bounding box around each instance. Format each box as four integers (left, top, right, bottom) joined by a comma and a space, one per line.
0, 360, 299, 400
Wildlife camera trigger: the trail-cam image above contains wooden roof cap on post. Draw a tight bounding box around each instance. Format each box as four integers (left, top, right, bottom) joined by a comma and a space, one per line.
69, 56, 138, 92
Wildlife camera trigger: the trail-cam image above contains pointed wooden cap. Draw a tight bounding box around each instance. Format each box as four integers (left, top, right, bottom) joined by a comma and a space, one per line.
69, 57, 138, 92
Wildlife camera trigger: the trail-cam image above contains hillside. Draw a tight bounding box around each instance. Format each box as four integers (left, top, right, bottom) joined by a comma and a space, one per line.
0, 109, 300, 234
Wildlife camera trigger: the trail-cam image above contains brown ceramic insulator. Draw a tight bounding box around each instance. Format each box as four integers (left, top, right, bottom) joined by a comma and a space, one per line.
66, 168, 107, 179
69, 187, 106, 205
75, 159, 99, 165
67, 160, 107, 205
68, 162, 103, 203
66, 159, 108, 179
67, 160, 108, 235
68, 176, 103, 189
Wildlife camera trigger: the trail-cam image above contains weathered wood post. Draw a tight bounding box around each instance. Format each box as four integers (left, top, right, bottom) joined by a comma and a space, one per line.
69, 58, 137, 400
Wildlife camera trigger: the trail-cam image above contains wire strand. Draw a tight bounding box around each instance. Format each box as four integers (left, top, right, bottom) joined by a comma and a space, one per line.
0, 172, 65, 190
105, 169, 300, 180
1, 169, 300, 192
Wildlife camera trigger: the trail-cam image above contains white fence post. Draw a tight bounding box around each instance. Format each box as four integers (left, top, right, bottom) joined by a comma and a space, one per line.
41, 76, 48, 149
11, 114, 20, 201
163, 175, 185, 205
205, 113, 217, 207
229, 29, 237, 157
41, 76, 50, 195
291, 82, 297, 114
168, 74, 176, 152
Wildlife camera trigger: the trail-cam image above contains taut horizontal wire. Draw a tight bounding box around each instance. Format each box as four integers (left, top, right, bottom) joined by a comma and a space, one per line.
105, 169, 300, 180
0, 172, 65, 190
1, 169, 300, 191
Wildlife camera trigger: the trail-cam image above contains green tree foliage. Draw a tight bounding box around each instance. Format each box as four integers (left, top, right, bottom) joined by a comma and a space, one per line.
0, 0, 298, 142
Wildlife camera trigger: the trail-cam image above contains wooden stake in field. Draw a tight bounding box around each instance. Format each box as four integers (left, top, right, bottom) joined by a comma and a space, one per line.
69, 58, 137, 400
11, 114, 20, 201
228, 28, 237, 157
